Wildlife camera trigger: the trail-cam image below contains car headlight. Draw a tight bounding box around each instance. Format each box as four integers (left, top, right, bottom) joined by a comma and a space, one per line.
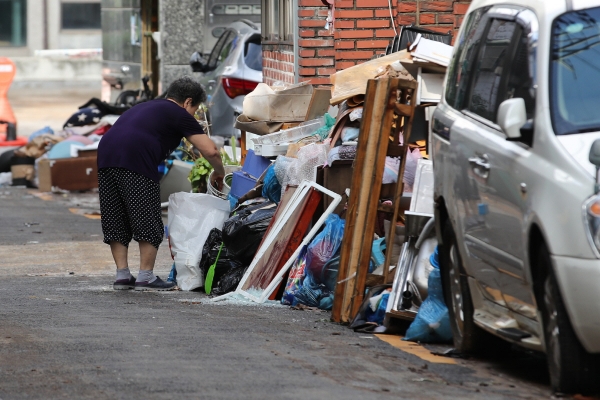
583, 195, 600, 257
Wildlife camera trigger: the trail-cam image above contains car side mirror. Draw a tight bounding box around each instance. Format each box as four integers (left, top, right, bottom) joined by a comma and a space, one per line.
189, 51, 208, 73
589, 139, 600, 167
589, 139, 600, 193
497, 98, 526, 140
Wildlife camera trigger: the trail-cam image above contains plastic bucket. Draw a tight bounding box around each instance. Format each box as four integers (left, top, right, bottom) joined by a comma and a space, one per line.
207, 171, 233, 200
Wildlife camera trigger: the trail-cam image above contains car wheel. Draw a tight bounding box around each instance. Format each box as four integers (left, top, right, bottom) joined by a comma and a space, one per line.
538, 243, 600, 395
440, 222, 486, 353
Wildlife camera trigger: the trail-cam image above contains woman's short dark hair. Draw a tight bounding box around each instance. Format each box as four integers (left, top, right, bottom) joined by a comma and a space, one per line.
165, 76, 206, 106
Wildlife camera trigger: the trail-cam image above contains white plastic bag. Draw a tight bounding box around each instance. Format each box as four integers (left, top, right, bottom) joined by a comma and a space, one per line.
167, 193, 230, 291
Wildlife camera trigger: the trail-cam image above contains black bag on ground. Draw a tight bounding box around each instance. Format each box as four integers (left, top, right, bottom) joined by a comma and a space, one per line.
212, 265, 248, 296
222, 201, 277, 264
199, 228, 245, 292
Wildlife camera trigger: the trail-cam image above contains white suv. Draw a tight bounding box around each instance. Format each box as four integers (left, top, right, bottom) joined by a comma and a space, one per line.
432, 0, 600, 394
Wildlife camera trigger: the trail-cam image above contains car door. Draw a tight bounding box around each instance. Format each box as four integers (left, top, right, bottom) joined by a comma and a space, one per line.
451, 7, 538, 317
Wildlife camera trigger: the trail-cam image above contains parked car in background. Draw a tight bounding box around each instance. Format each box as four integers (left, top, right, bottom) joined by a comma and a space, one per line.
432, 0, 600, 395
190, 20, 262, 139
204, 0, 261, 54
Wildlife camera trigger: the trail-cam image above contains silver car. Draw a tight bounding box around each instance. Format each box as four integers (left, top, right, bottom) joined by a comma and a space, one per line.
190, 20, 262, 139
432, 0, 600, 395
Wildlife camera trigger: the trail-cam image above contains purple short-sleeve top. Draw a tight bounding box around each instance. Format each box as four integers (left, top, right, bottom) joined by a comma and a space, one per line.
97, 99, 204, 182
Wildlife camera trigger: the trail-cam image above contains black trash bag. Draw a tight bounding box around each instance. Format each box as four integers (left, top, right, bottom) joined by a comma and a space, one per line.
212, 266, 248, 296
199, 228, 245, 292
222, 201, 277, 264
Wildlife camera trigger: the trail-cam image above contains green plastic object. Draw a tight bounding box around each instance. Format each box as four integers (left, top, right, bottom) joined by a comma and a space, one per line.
204, 242, 224, 294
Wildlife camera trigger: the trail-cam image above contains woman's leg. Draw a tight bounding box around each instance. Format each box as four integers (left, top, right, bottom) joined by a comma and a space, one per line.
139, 241, 158, 271
110, 241, 129, 269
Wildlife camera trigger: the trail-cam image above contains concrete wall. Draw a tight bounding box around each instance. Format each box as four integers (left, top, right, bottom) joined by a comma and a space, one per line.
10, 55, 102, 89
158, 0, 205, 91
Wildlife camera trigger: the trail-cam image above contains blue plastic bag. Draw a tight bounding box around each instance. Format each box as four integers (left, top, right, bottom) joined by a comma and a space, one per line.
261, 164, 281, 203
403, 247, 453, 343
305, 214, 345, 283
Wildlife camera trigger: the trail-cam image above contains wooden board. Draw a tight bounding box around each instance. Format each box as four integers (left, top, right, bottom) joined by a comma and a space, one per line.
331, 78, 418, 323
304, 87, 332, 121
241, 188, 322, 294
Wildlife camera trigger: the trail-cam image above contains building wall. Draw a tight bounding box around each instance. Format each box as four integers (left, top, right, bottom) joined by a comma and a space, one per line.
262, 0, 471, 85
159, 0, 205, 92
262, 46, 295, 86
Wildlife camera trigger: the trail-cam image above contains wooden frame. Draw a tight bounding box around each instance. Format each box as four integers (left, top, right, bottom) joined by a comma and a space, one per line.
331, 77, 418, 323
212, 180, 341, 303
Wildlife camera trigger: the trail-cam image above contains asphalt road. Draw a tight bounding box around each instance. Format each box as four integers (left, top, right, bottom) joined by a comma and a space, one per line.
0, 188, 557, 399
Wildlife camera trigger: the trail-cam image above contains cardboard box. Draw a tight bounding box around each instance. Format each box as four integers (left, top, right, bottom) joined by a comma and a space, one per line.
242, 82, 313, 122
38, 157, 99, 192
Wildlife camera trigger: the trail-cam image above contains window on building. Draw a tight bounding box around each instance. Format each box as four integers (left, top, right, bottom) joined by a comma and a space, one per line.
0, 0, 27, 47
262, 0, 293, 43
61, 1, 101, 30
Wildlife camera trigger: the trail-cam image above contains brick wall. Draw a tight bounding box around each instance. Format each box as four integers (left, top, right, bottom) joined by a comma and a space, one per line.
262, 46, 296, 86
297, 0, 335, 85
262, 0, 472, 85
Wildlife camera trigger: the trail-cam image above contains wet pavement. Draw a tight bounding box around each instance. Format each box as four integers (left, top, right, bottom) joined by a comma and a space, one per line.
0, 187, 560, 399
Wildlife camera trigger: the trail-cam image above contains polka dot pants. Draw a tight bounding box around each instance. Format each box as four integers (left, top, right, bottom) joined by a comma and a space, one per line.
98, 167, 163, 249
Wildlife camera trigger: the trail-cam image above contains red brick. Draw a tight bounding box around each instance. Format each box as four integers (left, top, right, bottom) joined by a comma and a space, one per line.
397, 1, 416, 12
299, 49, 315, 57
419, 13, 436, 24
335, 10, 373, 18
375, 29, 397, 38
397, 14, 416, 24
453, 2, 470, 15
301, 77, 331, 85
317, 48, 336, 57
335, 20, 355, 29
300, 29, 316, 37
337, 0, 354, 7
335, 50, 374, 60
336, 30, 373, 39
356, 0, 396, 7
317, 67, 337, 75
299, 19, 328, 27
319, 29, 335, 36
375, 9, 396, 17
356, 39, 390, 48
420, 1, 452, 12
317, 9, 330, 17
357, 19, 390, 28
299, 39, 334, 47
299, 0, 325, 6
438, 13, 454, 24
335, 40, 355, 49
299, 57, 334, 66
336, 61, 356, 69
421, 25, 454, 34
299, 67, 316, 75
298, 10, 316, 17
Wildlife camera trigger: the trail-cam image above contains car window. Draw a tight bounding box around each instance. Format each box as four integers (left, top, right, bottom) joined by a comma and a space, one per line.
218, 33, 237, 63
467, 19, 517, 122
244, 41, 262, 71
501, 26, 535, 120
551, 6, 600, 135
445, 7, 489, 109
207, 30, 232, 70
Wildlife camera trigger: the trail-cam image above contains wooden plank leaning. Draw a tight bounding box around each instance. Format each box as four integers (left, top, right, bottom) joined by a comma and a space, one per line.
331, 78, 392, 323
331, 77, 418, 323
